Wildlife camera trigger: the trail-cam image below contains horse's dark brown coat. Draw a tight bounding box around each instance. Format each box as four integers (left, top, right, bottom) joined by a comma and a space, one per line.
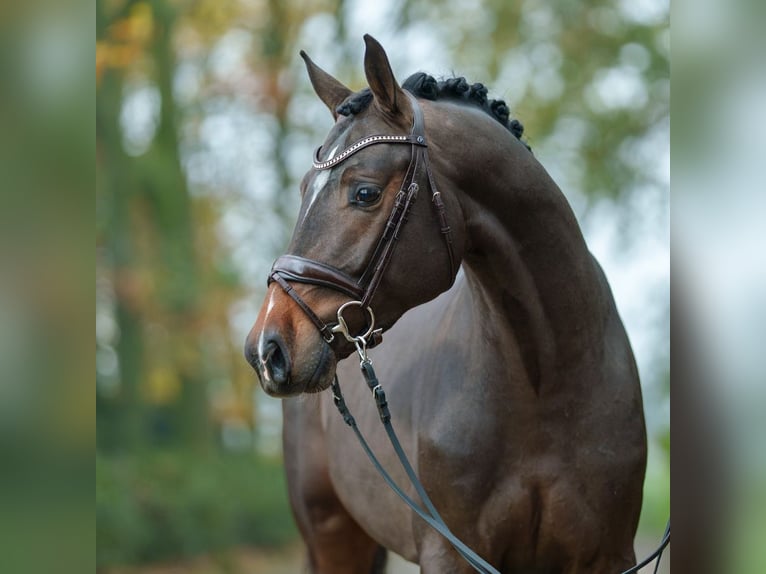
245, 35, 647, 573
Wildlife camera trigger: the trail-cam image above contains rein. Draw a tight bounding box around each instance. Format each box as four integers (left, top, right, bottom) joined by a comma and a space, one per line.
331, 354, 500, 574
267, 92, 669, 573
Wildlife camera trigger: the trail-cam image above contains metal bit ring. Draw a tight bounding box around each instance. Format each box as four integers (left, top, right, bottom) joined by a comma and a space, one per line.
331, 301, 376, 344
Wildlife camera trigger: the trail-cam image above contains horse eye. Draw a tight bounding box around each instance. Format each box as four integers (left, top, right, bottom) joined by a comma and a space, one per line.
352, 186, 382, 206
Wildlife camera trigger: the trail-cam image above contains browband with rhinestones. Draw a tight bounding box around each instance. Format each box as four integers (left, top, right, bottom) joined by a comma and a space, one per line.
313, 134, 426, 170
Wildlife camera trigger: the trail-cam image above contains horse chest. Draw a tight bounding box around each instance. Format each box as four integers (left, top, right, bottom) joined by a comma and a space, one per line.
316, 319, 521, 561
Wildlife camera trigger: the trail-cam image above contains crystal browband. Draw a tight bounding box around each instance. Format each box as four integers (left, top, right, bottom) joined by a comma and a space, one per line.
313, 134, 426, 170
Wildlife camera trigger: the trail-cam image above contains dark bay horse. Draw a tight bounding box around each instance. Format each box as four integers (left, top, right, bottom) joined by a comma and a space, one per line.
245, 35, 647, 573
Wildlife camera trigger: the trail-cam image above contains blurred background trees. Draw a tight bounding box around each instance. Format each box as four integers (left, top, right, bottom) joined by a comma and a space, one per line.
96, 0, 668, 570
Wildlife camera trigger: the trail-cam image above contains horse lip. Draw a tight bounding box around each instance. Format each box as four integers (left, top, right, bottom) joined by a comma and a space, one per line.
305, 338, 335, 393
256, 354, 302, 397
257, 365, 295, 397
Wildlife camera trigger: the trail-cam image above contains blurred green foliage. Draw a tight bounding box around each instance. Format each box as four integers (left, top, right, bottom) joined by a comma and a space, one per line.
637, 455, 671, 535
97, 451, 296, 568
0, 1, 93, 573
728, 483, 766, 573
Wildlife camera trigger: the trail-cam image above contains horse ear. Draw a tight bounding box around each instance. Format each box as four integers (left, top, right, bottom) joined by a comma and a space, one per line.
363, 34, 407, 116
300, 50, 352, 119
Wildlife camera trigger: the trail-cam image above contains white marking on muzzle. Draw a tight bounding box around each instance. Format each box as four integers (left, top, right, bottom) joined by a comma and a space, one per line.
257, 290, 278, 382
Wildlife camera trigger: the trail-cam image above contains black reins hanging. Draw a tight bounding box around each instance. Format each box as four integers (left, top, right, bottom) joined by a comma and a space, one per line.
331, 363, 501, 574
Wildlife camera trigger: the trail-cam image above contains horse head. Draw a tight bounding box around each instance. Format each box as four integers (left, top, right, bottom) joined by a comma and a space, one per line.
245, 36, 465, 396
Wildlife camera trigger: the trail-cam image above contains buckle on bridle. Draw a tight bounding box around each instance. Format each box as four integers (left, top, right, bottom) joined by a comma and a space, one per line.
332, 301, 376, 361
332, 300, 375, 341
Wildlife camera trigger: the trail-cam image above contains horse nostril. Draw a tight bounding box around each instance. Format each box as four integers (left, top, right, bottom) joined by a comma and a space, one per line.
244, 341, 260, 371
262, 336, 290, 386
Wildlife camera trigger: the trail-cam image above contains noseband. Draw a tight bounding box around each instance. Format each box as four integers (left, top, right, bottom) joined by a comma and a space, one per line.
268, 92, 456, 347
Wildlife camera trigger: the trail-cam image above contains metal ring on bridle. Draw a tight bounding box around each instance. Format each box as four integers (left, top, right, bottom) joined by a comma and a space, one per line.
331, 301, 375, 343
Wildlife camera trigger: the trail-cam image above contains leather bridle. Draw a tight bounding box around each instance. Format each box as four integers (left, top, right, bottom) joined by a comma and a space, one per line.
268, 92, 456, 347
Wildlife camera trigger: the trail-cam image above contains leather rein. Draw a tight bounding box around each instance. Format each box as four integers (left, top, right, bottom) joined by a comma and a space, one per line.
266, 92, 669, 573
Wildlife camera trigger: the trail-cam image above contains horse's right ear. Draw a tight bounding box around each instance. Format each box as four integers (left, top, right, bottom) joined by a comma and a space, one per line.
363, 34, 407, 117
300, 50, 352, 120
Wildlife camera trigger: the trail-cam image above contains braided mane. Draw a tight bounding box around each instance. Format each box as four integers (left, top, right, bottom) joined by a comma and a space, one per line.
336, 72, 529, 150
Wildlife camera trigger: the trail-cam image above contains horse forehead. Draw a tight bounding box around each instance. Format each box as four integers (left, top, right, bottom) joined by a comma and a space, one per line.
320, 118, 355, 156
300, 111, 408, 210
301, 147, 337, 220
319, 109, 393, 153
301, 116, 377, 200
298, 123, 353, 225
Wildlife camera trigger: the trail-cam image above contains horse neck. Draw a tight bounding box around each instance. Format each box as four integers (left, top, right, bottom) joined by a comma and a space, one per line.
434, 112, 609, 385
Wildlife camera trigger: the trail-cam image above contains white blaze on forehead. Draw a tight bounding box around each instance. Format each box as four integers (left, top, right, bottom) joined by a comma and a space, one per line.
302, 144, 339, 223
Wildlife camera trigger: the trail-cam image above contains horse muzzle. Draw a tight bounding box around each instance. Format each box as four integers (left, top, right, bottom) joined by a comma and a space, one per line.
246, 329, 291, 392
245, 284, 340, 397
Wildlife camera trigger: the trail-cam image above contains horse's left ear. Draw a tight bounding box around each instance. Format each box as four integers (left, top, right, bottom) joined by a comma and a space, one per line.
363, 34, 408, 117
